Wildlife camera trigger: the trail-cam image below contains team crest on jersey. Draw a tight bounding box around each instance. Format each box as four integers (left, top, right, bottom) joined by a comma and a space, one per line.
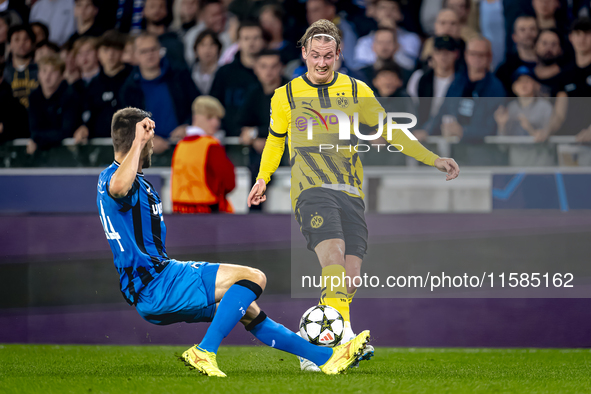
336, 96, 349, 108
310, 212, 324, 229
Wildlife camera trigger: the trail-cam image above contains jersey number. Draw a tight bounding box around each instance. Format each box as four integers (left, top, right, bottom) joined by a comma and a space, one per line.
100, 200, 124, 252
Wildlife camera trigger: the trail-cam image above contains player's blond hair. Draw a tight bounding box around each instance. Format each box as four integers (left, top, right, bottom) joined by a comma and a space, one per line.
298, 19, 342, 53
192, 96, 225, 119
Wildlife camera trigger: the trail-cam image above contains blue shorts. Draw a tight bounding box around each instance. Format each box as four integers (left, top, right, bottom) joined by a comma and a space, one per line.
136, 260, 219, 325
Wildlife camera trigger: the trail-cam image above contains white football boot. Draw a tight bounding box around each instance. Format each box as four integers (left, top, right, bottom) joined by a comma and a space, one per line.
296, 331, 321, 372
342, 321, 374, 367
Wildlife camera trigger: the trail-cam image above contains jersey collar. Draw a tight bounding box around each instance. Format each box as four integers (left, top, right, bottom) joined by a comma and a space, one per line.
302, 71, 339, 88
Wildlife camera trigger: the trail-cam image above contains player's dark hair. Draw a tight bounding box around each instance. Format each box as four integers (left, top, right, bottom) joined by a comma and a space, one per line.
36, 40, 60, 53
30, 21, 49, 40
237, 20, 263, 40
298, 19, 342, 53
74, 0, 100, 6
98, 30, 127, 51
571, 17, 591, 34
374, 60, 402, 79
111, 107, 153, 153
193, 29, 222, 55
199, 0, 222, 11
7, 24, 36, 45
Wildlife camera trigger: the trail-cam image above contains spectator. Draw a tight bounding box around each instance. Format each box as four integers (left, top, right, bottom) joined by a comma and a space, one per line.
494, 66, 555, 165
27, 54, 83, 154
555, 17, 591, 140
30, 21, 49, 44
496, 16, 539, 95
173, 0, 198, 39
68, 0, 105, 45
408, 35, 458, 132
34, 40, 60, 63
354, 0, 422, 71
59, 39, 80, 84
430, 36, 506, 141
183, 0, 232, 66
533, 0, 561, 30
259, 4, 301, 65
73, 37, 100, 86
446, 0, 479, 41
532, 29, 566, 97
479, 0, 506, 70
191, 29, 221, 95
0, 60, 29, 144
143, 0, 187, 69
238, 49, 287, 211
121, 35, 136, 65
306, 0, 358, 68
358, 28, 412, 88
495, 66, 552, 136
0, 15, 8, 59
29, 0, 76, 46
210, 21, 265, 137
3, 24, 38, 109
372, 61, 415, 115
84, 30, 132, 139
421, 8, 463, 62
171, 95, 235, 214
119, 32, 199, 154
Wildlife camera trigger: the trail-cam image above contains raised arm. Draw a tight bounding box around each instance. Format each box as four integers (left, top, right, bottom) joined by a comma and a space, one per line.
109, 118, 155, 198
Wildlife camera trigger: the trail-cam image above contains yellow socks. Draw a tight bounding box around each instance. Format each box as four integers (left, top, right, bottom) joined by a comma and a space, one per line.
319, 265, 350, 322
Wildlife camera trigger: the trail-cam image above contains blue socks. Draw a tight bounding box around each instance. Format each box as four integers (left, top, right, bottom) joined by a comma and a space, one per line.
247, 312, 332, 367
198, 280, 261, 354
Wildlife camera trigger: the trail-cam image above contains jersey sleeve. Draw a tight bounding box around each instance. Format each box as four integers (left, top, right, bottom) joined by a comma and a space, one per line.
256, 88, 288, 183
357, 80, 439, 167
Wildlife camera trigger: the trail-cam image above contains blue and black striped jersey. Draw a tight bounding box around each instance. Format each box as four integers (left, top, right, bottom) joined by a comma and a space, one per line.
97, 161, 169, 305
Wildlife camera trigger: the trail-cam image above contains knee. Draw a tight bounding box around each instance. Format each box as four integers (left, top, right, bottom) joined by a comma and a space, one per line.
249, 268, 267, 291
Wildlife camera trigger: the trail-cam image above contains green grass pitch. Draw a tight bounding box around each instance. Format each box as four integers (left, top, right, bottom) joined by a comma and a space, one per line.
1, 344, 590, 393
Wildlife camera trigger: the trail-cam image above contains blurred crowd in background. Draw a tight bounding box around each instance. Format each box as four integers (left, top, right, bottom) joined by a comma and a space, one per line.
1, 0, 591, 170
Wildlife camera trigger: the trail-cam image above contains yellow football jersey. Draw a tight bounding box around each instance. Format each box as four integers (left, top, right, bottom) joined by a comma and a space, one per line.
257, 71, 439, 208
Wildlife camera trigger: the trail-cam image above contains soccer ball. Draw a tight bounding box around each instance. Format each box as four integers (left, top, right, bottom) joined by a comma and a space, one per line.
299, 305, 344, 347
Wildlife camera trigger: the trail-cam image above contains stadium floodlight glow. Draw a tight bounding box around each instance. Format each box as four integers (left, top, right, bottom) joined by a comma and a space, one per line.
303, 109, 418, 141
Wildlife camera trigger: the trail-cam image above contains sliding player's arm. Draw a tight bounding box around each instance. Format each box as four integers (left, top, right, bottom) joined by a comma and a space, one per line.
109, 118, 155, 198
248, 89, 288, 207
359, 83, 459, 181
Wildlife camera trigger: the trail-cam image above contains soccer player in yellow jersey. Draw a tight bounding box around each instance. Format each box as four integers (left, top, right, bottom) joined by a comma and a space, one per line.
248, 19, 460, 370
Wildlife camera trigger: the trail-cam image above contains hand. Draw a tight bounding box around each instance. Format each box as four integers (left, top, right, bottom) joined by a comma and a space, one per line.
494, 106, 509, 127
168, 124, 187, 144
247, 178, 267, 207
0, 122, 3, 134
134, 117, 155, 147
26, 139, 37, 155
412, 129, 429, 142
73, 125, 89, 144
576, 127, 591, 143
252, 138, 266, 153
240, 127, 257, 145
518, 114, 534, 134
532, 128, 550, 142
152, 135, 170, 154
434, 157, 460, 181
441, 121, 463, 139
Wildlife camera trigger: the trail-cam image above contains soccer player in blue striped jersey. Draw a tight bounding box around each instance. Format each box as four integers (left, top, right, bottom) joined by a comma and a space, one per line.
96, 107, 371, 376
